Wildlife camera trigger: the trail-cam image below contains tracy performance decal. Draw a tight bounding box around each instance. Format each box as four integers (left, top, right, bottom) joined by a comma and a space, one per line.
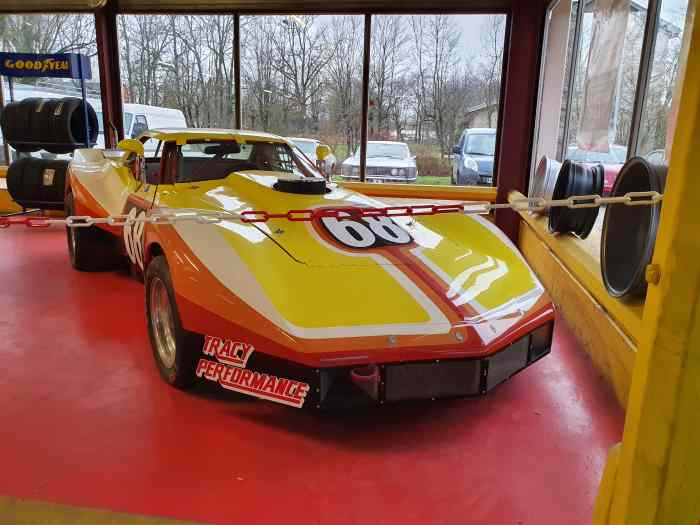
196, 359, 310, 408
320, 214, 412, 249
124, 208, 146, 270
202, 335, 254, 368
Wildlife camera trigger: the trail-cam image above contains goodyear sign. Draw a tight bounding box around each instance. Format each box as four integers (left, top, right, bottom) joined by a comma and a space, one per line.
0, 52, 92, 79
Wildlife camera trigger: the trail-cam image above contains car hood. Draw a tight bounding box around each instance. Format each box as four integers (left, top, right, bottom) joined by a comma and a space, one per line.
156, 171, 552, 357
343, 156, 415, 168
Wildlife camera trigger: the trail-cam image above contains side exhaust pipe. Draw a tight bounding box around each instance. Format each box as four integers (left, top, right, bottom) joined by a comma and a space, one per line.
349, 364, 380, 400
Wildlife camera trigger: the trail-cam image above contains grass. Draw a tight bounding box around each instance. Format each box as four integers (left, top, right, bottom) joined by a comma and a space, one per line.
416, 176, 452, 186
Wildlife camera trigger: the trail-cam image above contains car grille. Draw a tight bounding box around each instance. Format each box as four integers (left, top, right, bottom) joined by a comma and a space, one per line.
366, 167, 396, 177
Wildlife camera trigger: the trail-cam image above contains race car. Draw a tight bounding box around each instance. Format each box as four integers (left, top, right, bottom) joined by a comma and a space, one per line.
65, 128, 555, 409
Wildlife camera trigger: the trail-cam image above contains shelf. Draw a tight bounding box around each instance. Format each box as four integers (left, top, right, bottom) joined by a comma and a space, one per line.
510, 191, 644, 344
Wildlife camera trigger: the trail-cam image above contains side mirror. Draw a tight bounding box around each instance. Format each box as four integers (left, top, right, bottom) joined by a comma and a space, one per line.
452, 145, 461, 155
118, 138, 145, 158
316, 144, 332, 161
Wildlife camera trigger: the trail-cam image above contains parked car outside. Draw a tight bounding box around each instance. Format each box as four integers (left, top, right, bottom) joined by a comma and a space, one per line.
340, 141, 418, 183
287, 137, 336, 177
451, 128, 496, 186
565, 144, 628, 195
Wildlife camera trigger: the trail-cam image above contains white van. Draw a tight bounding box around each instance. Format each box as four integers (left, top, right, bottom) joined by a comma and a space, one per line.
95, 103, 188, 154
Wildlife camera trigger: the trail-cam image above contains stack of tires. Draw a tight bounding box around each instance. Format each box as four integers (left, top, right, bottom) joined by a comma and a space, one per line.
5, 157, 70, 210
0, 97, 98, 153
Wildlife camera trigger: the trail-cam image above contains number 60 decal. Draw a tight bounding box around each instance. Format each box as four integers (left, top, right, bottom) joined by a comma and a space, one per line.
320, 215, 412, 248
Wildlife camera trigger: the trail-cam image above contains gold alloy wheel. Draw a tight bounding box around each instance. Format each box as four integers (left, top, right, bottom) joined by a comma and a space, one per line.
150, 276, 177, 369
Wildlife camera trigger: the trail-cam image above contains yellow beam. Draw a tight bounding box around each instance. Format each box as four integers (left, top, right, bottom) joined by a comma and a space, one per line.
595, 3, 700, 523
518, 220, 635, 408
0, 496, 204, 525
510, 191, 643, 343
338, 182, 497, 202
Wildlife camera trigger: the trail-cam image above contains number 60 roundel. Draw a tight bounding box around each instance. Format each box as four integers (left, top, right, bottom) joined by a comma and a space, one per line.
320, 215, 413, 248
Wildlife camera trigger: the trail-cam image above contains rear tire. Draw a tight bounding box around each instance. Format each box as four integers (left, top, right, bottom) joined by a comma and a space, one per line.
145, 255, 201, 389
65, 192, 122, 271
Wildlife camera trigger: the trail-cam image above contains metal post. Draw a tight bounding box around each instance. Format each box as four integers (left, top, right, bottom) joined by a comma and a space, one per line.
560, 0, 584, 159
8, 76, 14, 103
78, 57, 91, 148
494, 1, 549, 242
234, 14, 242, 129
628, 0, 661, 158
95, 3, 124, 148
0, 76, 10, 165
360, 14, 372, 183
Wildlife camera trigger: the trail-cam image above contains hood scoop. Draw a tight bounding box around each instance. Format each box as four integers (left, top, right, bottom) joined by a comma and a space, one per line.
274, 177, 330, 195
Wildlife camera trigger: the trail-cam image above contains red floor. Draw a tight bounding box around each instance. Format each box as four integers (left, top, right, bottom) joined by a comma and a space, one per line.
0, 227, 624, 525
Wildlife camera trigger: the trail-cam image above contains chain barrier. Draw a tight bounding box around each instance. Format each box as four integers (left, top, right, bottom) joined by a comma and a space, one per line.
0, 191, 663, 229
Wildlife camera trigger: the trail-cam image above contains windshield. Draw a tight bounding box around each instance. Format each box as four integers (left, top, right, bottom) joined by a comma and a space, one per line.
566, 146, 626, 164
177, 140, 323, 183
96, 112, 133, 134
465, 134, 496, 156
359, 143, 410, 159
292, 140, 317, 156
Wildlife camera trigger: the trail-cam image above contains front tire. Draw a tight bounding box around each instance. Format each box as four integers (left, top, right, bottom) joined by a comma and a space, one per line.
65, 192, 122, 271
145, 255, 201, 389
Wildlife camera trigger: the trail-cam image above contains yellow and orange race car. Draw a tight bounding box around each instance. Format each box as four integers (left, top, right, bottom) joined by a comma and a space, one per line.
66, 128, 555, 409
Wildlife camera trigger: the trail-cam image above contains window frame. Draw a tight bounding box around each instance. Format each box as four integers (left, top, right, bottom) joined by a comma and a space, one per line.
98, 8, 511, 190
551, 0, 669, 166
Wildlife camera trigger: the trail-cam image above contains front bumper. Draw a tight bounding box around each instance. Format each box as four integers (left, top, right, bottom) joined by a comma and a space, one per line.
196, 320, 554, 409
459, 168, 493, 186
340, 174, 417, 184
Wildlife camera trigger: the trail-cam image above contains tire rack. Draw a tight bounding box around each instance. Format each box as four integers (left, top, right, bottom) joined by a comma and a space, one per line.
1, 53, 94, 215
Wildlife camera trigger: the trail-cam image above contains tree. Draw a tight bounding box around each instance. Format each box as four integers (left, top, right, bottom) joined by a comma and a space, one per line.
324, 16, 364, 155
0, 14, 96, 56
369, 15, 408, 138
272, 15, 331, 132
478, 15, 505, 126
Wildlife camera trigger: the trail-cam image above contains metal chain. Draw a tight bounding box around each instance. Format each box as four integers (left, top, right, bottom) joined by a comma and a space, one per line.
0, 190, 663, 229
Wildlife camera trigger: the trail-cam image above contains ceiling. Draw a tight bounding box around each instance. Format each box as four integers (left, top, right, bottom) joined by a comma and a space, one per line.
0, 0, 512, 13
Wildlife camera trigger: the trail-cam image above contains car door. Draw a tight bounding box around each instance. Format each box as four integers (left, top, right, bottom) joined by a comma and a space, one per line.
122, 140, 172, 272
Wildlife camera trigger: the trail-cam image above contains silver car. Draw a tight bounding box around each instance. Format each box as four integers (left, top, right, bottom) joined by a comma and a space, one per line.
341, 141, 418, 183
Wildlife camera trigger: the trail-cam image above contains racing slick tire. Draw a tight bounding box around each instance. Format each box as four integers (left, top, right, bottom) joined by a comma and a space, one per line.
65, 192, 123, 271
145, 255, 201, 389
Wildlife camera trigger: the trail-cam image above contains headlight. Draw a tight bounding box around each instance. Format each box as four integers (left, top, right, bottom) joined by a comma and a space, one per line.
463, 156, 479, 171
391, 168, 398, 176
398, 168, 405, 176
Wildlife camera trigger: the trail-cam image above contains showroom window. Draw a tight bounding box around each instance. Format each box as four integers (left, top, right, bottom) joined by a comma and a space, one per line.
634, 0, 689, 160
533, 0, 690, 178
240, 15, 364, 179
117, 14, 235, 131
362, 14, 506, 187
562, 0, 648, 166
0, 13, 99, 163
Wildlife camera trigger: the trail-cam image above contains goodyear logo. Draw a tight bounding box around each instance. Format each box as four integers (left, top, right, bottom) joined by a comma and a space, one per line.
0, 52, 91, 80
3, 58, 70, 73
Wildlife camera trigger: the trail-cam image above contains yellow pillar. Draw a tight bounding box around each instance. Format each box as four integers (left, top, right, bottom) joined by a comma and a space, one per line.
594, 5, 700, 524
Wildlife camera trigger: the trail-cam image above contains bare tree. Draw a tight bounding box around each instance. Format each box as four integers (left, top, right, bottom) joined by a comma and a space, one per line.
369, 15, 408, 138
272, 15, 331, 131
479, 15, 505, 125
324, 16, 364, 155
0, 14, 95, 56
